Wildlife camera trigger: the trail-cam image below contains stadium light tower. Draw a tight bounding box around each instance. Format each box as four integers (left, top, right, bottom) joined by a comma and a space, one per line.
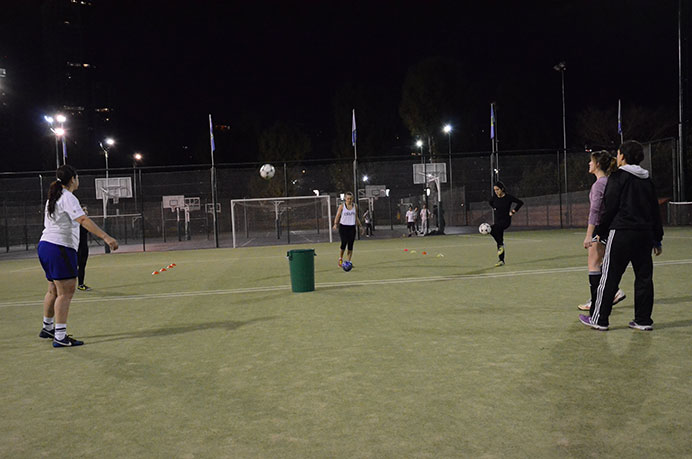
443, 124, 453, 191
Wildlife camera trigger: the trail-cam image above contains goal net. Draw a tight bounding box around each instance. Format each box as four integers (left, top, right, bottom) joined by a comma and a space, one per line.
230, 195, 333, 248
667, 201, 692, 226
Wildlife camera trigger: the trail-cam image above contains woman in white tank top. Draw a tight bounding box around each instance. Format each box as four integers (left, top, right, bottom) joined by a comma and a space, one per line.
332, 192, 363, 268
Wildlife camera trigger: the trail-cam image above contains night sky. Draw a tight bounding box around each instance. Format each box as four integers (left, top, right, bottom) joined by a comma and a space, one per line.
0, 0, 685, 171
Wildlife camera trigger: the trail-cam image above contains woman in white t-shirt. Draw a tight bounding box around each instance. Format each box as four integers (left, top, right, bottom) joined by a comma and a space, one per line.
332, 192, 363, 268
37, 165, 118, 348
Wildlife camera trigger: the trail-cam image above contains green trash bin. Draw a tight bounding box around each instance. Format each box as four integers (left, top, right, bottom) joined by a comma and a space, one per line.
287, 249, 316, 292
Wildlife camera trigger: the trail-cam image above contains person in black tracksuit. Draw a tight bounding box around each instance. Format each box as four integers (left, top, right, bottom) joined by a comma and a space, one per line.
488, 181, 523, 266
580, 140, 663, 331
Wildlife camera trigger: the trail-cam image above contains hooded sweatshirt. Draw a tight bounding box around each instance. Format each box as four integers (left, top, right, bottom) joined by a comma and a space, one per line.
595, 164, 663, 244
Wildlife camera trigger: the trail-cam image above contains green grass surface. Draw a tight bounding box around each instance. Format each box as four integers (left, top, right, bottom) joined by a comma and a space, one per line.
1, 228, 691, 458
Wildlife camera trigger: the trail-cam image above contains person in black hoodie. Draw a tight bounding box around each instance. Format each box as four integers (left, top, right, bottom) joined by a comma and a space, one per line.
579, 140, 663, 331
488, 181, 523, 267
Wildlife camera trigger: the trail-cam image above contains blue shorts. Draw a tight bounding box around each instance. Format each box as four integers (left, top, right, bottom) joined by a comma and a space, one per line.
38, 241, 78, 281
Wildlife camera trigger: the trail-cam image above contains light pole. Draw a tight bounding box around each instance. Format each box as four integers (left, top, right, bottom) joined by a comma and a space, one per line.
417, 139, 427, 208
443, 124, 452, 192
53, 127, 65, 168
386, 188, 393, 230
56, 114, 67, 164
44, 116, 59, 168
554, 61, 568, 227
100, 137, 115, 180
98, 138, 115, 253
133, 152, 142, 211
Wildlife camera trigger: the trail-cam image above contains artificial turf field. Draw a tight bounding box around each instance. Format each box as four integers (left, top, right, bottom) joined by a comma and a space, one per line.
1, 227, 691, 458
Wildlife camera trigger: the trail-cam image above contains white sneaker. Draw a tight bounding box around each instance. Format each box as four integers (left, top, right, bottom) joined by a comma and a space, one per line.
613, 289, 626, 305
578, 289, 625, 311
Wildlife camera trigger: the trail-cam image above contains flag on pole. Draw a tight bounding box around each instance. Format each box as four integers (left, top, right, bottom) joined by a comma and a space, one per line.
209, 114, 216, 152
617, 99, 622, 135
490, 104, 496, 139
351, 109, 357, 146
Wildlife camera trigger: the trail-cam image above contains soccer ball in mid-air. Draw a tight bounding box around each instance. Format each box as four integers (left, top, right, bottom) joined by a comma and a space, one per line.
478, 223, 492, 235
259, 164, 275, 180
342, 261, 353, 272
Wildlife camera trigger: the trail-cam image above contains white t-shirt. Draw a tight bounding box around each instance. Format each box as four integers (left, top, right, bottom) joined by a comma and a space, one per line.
40, 189, 85, 250
339, 203, 357, 226
406, 210, 416, 222
420, 209, 429, 221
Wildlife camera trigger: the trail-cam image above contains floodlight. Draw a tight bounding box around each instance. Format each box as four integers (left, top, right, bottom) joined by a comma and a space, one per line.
443, 124, 452, 133
56, 114, 67, 123
44, 115, 54, 124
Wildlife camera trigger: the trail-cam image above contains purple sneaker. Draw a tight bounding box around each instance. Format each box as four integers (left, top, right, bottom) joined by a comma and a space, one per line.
579, 314, 608, 331
628, 321, 653, 331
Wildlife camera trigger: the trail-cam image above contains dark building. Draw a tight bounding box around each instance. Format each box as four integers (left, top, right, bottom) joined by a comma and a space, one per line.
40, 0, 114, 169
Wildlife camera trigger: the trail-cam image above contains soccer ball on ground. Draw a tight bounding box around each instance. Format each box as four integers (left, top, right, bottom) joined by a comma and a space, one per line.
259, 164, 275, 180
342, 261, 353, 272
478, 223, 492, 234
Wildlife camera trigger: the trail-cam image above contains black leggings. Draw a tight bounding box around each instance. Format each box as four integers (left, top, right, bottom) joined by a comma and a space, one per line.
491, 220, 511, 260
339, 224, 356, 251
77, 246, 88, 285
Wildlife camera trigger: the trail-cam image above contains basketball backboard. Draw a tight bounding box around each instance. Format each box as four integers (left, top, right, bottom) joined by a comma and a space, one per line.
163, 195, 185, 210
184, 197, 201, 211
95, 177, 133, 201
413, 163, 447, 184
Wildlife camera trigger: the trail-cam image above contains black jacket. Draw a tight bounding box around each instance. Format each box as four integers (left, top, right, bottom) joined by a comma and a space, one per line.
489, 193, 523, 224
595, 165, 663, 244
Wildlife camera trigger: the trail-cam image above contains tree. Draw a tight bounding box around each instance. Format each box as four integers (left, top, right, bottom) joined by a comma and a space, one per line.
399, 57, 469, 158
248, 121, 312, 197
576, 104, 676, 149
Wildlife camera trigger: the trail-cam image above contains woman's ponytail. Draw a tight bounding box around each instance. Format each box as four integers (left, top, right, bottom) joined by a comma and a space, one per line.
47, 165, 77, 217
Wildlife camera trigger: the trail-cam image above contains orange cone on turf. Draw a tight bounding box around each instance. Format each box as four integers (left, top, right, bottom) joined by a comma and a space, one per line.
152, 271, 160, 275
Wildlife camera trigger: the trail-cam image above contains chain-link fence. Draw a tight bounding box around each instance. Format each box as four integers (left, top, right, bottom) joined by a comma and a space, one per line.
0, 139, 681, 255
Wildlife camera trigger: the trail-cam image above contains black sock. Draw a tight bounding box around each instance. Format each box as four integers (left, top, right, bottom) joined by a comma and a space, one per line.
589, 271, 601, 312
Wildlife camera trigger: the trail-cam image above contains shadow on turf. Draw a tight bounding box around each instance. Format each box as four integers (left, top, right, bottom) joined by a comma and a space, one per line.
81, 316, 278, 344
654, 295, 692, 305
651, 318, 692, 330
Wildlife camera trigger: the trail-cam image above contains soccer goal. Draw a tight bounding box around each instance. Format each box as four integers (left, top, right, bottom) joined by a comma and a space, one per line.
230, 195, 333, 248
667, 201, 692, 225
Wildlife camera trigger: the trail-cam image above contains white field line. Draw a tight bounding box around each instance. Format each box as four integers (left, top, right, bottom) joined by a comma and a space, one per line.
6, 238, 540, 273
2, 258, 690, 309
